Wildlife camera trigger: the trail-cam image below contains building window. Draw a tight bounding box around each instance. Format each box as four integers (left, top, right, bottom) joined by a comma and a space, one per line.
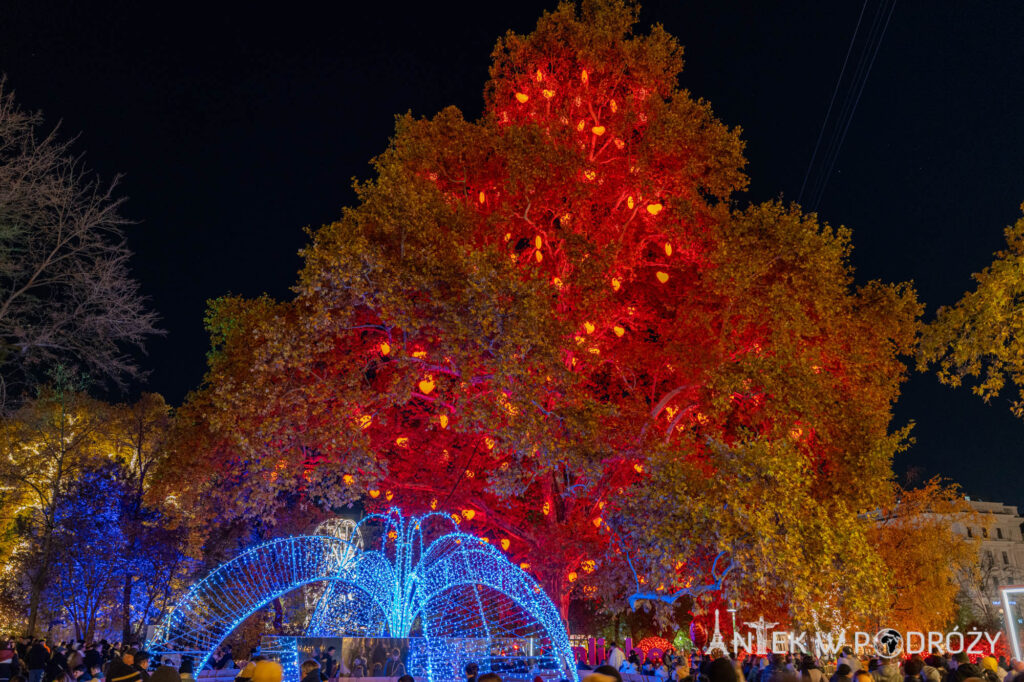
968, 528, 974, 538
984, 527, 989, 538
1005, 552, 1010, 565
999, 528, 1004, 539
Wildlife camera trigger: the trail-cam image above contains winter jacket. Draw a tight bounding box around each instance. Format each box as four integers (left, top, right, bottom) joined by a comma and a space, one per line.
27, 645, 50, 671
872, 663, 901, 682
105, 659, 141, 682
147, 666, 181, 682
0, 649, 17, 682
301, 672, 321, 682
947, 664, 985, 682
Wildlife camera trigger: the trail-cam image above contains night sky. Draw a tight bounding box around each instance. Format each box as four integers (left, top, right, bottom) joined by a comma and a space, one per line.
2, 2, 1022, 506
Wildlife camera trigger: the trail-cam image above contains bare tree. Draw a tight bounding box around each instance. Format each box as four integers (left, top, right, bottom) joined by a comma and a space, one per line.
0, 77, 160, 407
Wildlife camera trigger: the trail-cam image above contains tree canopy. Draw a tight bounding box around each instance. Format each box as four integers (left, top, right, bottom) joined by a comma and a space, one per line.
171, 0, 923, 626
921, 206, 1024, 419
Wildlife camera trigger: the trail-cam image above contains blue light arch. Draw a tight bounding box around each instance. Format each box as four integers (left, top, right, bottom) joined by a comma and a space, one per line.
148, 510, 578, 682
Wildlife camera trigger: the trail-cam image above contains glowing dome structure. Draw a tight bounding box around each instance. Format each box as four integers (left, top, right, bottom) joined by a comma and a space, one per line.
147, 510, 577, 682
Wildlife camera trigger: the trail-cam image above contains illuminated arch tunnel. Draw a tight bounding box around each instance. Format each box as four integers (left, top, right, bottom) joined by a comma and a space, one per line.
147, 511, 578, 682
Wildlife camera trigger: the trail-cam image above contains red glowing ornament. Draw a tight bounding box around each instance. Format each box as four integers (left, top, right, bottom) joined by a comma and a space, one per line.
591, 125, 606, 136
515, 92, 529, 103
656, 271, 670, 284
418, 377, 436, 395
369, 490, 381, 499
379, 341, 391, 356
647, 203, 663, 215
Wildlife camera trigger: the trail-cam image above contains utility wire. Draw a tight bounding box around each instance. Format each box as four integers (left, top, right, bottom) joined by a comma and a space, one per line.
798, 0, 870, 206
800, 0, 897, 212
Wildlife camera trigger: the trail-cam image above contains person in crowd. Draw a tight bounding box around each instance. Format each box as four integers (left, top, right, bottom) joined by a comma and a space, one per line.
350, 653, 366, 679
764, 655, 797, 682
132, 653, 150, 682
947, 653, 984, 682
832, 664, 852, 682
234, 662, 256, 682
44, 646, 68, 682
608, 644, 626, 672
82, 663, 103, 682
397, 676, 414, 682
801, 655, 826, 682
674, 653, 693, 682
320, 648, 338, 682
105, 650, 141, 682
250, 662, 281, 682
384, 650, 404, 678
1, 642, 18, 682
594, 664, 623, 682
1005, 660, 1024, 682
83, 648, 101, 674
27, 640, 50, 682
67, 648, 83, 672
709, 658, 738, 682
838, 651, 861, 677
906, 655, 939, 682
871, 656, 899, 682
905, 659, 925, 682
981, 658, 1006, 682
465, 662, 480, 682
213, 647, 234, 672
300, 661, 320, 682
477, 674, 502, 682
68, 666, 86, 682
147, 667, 180, 682
177, 658, 193, 682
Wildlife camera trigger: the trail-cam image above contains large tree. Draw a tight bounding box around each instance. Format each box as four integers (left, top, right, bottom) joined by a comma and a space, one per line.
0, 78, 160, 408
171, 0, 919, 624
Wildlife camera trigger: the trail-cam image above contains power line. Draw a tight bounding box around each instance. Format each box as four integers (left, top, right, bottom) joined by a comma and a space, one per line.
800, 0, 897, 212
798, 0, 869, 206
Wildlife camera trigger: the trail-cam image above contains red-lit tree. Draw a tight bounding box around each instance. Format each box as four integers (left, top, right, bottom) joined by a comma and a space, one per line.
168, 0, 919, 625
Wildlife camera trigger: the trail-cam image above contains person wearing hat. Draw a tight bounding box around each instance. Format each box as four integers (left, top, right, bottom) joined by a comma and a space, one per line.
250, 662, 282, 682
235, 662, 256, 682
980, 657, 1005, 682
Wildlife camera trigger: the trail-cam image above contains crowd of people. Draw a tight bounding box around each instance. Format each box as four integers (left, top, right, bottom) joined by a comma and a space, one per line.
590, 643, 1024, 682
5, 636, 1024, 682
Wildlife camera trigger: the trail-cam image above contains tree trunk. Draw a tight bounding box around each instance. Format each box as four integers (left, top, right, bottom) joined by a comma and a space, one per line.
26, 528, 55, 636
122, 573, 133, 643
541, 572, 571, 632
273, 598, 285, 634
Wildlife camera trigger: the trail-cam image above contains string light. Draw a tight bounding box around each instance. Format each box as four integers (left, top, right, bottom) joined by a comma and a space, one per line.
147, 510, 578, 682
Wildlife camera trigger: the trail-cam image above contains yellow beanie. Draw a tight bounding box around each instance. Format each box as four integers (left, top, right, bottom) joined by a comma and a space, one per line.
238, 663, 257, 679
251, 661, 283, 682
981, 657, 999, 673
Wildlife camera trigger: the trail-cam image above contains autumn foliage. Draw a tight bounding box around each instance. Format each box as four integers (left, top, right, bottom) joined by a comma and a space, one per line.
171, 1, 925, 625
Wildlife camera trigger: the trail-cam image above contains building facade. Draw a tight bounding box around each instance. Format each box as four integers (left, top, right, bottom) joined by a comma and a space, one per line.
951, 499, 1024, 624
